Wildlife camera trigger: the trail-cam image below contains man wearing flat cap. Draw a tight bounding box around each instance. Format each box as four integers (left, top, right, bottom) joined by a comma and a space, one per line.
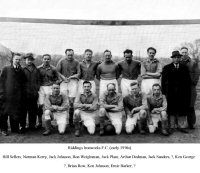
161, 51, 191, 134
23, 53, 40, 131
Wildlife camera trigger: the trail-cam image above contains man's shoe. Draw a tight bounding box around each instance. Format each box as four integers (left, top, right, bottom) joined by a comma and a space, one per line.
19, 127, 27, 134
178, 128, 189, 133
189, 125, 195, 130
75, 130, 80, 137
139, 129, 146, 135
35, 124, 42, 130
43, 130, 51, 136
1, 130, 8, 136
168, 128, 175, 134
161, 129, 169, 136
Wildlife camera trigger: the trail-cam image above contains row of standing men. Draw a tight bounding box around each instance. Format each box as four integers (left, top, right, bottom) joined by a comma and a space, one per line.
0, 47, 199, 136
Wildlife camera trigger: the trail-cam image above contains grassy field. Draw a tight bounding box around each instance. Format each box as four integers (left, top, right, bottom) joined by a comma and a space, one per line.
0, 115, 199, 143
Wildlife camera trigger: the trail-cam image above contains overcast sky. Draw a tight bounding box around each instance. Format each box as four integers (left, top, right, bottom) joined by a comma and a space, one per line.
0, 0, 200, 57
0, 0, 200, 20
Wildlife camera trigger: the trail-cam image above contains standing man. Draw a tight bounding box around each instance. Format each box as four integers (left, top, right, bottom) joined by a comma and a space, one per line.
23, 53, 40, 130
0, 53, 26, 135
162, 51, 191, 133
118, 49, 141, 97
43, 83, 69, 135
78, 49, 99, 94
99, 83, 123, 135
123, 82, 147, 134
141, 47, 162, 95
96, 50, 120, 98
56, 49, 80, 127
74, 81, 99, 137
180, 47, 200, 129
37, 54, 60, 129
147, 83, 169, 136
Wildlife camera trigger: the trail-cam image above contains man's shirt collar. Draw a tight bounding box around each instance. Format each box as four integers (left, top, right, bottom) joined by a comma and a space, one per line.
81, 91, 93, 97
146, 58, 158, 63
152, 93, 162, 100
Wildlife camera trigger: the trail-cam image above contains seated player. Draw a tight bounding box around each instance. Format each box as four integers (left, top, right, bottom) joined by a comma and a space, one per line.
123, 82, 147, 134
147, 83, 169, 136
99, 83, 123, 135
37, 54, 61, 129
73, 81, 99, 137
43, 83, 69, 136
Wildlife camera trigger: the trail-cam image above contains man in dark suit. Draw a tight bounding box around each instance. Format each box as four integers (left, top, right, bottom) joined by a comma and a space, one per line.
161, 51, 191, 134
0, 53, 26, 136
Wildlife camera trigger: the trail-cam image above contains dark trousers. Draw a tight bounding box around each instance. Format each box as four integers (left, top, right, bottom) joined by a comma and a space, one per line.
37, 105, 43, 125
187, 107, 196, 127
0, 113, 24, 132
24, 97, 38, 128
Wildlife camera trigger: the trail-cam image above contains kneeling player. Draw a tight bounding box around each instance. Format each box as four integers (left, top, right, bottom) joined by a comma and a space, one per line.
99, 83, 123, 135
147, 83, 169, 136
43, 83, 69, 136
74, 81, 99, 137
123, 82, 147, 134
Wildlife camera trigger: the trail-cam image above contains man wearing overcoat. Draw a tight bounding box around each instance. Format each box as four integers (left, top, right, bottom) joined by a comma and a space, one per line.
0, 53, 26, 135
162, 51, 191, 133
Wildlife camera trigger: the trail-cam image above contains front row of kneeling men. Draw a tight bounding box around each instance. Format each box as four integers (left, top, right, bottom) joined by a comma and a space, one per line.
44, 80, 169, 136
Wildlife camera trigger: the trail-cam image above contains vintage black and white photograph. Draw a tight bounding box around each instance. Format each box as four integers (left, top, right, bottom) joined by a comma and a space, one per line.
0, 0, 200, 144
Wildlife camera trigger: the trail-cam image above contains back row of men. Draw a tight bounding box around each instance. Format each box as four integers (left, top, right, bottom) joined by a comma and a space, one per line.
0, 47, 199, 137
